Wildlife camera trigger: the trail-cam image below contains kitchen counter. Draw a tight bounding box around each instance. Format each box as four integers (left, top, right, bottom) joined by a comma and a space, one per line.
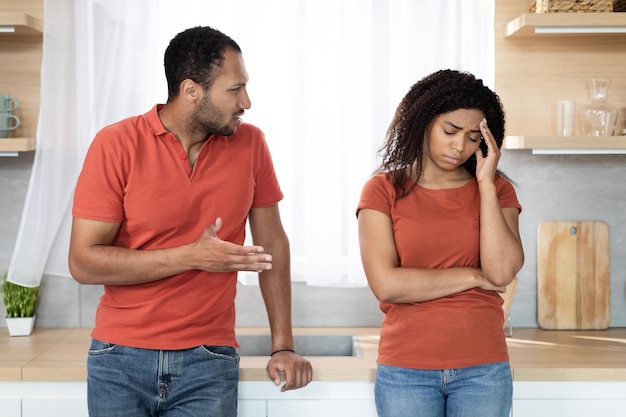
1, 327, 625, 382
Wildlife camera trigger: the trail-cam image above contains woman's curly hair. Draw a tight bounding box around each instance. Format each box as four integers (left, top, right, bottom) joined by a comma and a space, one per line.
379, 69, 507, 198
164, 26, 241, 102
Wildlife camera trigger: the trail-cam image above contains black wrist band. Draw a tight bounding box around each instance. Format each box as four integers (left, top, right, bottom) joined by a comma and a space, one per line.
271, 348, 295, 357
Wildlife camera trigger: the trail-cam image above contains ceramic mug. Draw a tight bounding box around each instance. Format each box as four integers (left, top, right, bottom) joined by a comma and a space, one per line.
0, 112, 21, 138
0, 94, 19, 112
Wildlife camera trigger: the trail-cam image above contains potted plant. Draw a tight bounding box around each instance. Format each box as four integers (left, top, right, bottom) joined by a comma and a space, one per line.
1, 272, 40, 336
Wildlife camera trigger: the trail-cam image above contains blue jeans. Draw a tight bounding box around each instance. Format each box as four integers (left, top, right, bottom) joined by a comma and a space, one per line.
375, 362, 512, 417
87, 338, 240, 417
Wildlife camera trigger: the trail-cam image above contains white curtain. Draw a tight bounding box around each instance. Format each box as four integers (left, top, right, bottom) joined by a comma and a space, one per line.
8, 0, 494, 288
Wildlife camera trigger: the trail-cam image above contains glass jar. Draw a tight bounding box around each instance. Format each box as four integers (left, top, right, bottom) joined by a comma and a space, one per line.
580, 78, 618, 137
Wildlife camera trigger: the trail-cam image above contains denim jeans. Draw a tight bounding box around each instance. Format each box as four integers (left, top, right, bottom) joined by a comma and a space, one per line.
87, 338, 240, 417
375, 362, 512, 417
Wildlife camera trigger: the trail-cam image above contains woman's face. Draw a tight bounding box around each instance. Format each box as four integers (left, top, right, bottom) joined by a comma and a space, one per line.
423, 108, 485, 172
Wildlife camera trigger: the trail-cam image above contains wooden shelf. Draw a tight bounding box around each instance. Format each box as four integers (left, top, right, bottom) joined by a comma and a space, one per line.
0, 137, 36, 152
506, 12, 626, 37
0, 4, 43, 155
503, 135, 626, 154
0, 11, 42, 35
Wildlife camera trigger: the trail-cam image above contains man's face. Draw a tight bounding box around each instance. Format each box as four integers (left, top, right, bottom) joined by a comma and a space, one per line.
192, 48, 251, 136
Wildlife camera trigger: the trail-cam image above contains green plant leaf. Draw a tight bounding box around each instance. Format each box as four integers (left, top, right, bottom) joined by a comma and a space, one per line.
1, 272, 40, 318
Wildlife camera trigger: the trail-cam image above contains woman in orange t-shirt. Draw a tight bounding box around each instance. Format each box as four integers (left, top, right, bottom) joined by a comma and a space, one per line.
357, 69, 524, 417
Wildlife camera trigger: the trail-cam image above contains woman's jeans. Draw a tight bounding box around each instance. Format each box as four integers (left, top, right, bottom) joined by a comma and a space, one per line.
87, 338, 240, 417
375, 362, 512, 417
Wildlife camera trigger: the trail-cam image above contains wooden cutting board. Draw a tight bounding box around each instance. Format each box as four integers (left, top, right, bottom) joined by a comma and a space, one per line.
537, 221, 610, 330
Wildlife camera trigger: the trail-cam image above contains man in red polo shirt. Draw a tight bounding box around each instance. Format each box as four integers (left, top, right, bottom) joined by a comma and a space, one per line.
69, 26, 312, 417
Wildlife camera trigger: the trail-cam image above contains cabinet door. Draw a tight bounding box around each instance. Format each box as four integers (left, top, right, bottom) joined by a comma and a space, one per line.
22, 398, 88, 417
20, 395, 263, 417
0, 399, 21, 417
20, 382, 88, 417
238, 399, 267, 417
513, 399, 626, 417
267, 399, 377, 417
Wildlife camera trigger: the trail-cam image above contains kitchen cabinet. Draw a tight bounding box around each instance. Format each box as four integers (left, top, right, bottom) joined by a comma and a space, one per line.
267, 400, 377, 417
22, 399, 87, 417
0, 382, 21, 417
0, 381, 376, 417
0, 382, 87, 417
496, 2, 626, 154
11, 396, 268, 417
242, 381, 377, 417
0, 399, 20, 417
239, 400, 268, 416
0, 0, 42, 155
512, 381, 626, 417
514, 399, 626, 417
6, 380, 626, 417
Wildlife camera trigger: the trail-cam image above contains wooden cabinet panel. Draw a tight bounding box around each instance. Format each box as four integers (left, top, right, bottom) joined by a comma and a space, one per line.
0, 0, 42, 153
496, 1, 626, 152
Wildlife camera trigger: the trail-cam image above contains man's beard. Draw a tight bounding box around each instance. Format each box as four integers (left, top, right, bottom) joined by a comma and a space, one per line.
192, 95, 237, 136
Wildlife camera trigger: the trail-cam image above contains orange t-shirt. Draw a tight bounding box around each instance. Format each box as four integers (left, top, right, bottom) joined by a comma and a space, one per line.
72, 105, 283, 350
357, 172, 522, 370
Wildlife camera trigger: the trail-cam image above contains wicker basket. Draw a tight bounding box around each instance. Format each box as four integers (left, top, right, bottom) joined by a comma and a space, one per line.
530, 0, 613, 12
614, 0, 626, 11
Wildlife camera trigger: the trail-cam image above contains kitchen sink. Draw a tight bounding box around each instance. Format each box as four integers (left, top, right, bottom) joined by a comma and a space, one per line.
236, 334, 362, 357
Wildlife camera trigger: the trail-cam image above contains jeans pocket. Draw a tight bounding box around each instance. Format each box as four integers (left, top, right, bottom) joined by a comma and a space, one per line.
88, 338, 117, 356
199, 345, 240, 364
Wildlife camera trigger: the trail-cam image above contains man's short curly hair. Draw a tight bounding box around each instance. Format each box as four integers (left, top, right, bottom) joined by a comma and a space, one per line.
164, 26, 241, 101
379, 69, 507, 198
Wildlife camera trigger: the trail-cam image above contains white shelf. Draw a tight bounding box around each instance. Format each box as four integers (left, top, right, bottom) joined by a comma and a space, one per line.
505, 12, 626, 37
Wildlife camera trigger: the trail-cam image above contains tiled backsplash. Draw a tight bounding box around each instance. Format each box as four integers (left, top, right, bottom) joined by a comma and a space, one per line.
2, 152, 626, 329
